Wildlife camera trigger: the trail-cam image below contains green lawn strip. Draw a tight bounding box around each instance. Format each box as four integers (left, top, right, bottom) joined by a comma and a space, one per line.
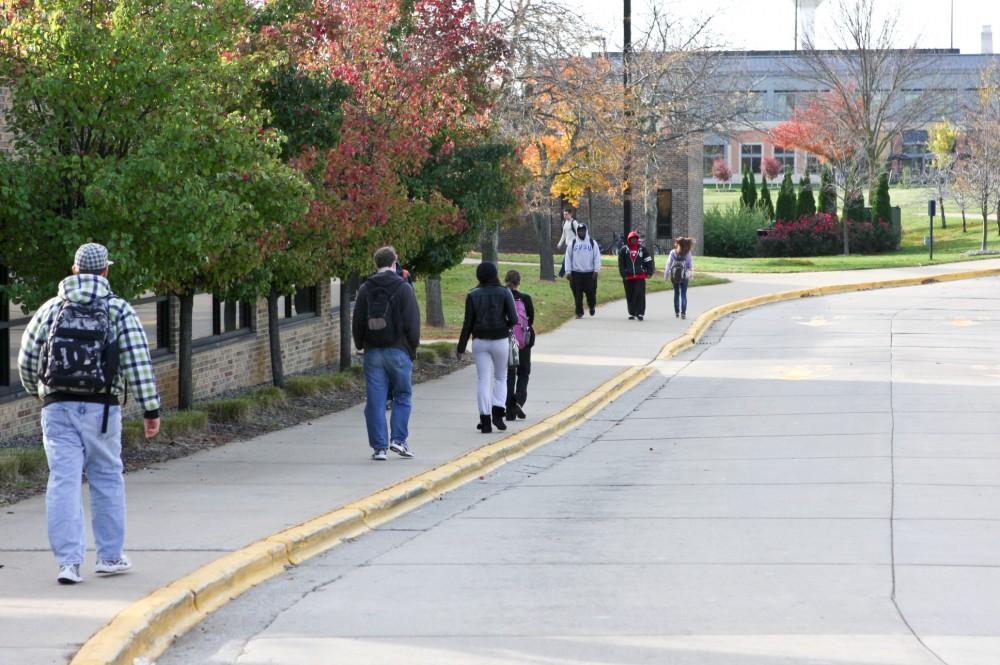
416, 261, 726, 339
203, 398, 255, 424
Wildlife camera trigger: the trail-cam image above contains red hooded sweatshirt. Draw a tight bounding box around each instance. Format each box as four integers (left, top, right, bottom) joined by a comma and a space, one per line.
623, 231, 649, 281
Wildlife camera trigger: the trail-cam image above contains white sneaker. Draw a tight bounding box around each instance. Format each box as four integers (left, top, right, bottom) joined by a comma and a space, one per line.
58, 563, 82, 585
371, 448, 388, 461
95, 554, 132, 575
389, 441, 415, 458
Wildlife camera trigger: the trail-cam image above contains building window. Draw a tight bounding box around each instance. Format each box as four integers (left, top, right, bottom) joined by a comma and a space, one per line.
805, 153, 823, 175
703, 144, 726, 177
902, 129, 929, 175
192, 293, 252, 343
740, 144, 762, 175
774, 91, 796, 119
278, 286, 319, 321
745, 91, 766, 117
773, 145, 795, 174
656, 189, 672, 240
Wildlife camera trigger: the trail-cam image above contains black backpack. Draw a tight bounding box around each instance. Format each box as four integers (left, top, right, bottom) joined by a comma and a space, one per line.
670, 257, 687, 285
365, 280, 405, 348
40, 297, 120, 432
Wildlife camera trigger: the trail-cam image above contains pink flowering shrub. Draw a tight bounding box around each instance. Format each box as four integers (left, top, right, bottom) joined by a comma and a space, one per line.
847, 219, 896, 254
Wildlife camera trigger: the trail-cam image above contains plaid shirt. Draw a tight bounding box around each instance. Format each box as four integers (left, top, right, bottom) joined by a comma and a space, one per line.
18, 274, 161, 415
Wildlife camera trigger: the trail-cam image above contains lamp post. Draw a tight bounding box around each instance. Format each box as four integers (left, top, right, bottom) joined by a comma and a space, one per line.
622, 0, 633, 238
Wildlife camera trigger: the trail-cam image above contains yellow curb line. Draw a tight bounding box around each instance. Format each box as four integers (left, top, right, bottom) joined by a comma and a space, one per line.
70, 266, 1000, 665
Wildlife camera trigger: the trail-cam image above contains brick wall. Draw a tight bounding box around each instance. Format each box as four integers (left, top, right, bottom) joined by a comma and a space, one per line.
0, 282, 342, 441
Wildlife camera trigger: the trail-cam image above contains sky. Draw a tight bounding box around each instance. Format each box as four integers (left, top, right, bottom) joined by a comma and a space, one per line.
574, 0, 1000, 55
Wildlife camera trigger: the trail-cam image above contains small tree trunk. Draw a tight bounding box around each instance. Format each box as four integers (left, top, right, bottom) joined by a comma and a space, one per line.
939, 197, 947, 229
480, 221, 499, 265
982, 207, 989, 251
178, 291, 194, 410
962, 209, 967, 233
339, 279, 352, 371
266, 287, 285, 388
533, 210, 555, 280
425, 274, 445, 327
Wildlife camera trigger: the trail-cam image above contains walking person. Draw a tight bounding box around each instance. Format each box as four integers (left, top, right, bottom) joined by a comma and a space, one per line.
456, 262, 517, 433
564, 222, 601, 318
556, 208, 580, 278
504, 270, 535, 421
352, 246, 421, 461
666, 236, 695, 320
18, 243, 161, 585
618, 230, 654, 320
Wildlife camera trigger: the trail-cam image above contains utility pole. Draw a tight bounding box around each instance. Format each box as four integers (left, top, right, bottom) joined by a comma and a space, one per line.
794, 0, 799, 50
623, 0, 633, 238
950, 0, 954, 50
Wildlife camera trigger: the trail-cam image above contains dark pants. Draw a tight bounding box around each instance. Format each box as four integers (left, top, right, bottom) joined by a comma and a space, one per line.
570, 272, 597, 316
623, 278, 646, 316
673, 280, 689, 314
506, 346, 531, 410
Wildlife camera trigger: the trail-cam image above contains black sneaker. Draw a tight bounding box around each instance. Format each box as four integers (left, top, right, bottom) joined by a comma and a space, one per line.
637, 315, 643, 321
589, 308, 596, 316
681, 312, 686, 319
628, 315, 635, 320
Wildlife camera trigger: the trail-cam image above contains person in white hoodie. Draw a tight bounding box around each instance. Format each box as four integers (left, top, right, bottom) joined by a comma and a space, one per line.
564, 223, 601, 318
556, 208, 580, 278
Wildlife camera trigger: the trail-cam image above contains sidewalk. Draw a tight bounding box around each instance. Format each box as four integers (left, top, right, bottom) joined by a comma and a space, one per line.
4, 259, 1000, 665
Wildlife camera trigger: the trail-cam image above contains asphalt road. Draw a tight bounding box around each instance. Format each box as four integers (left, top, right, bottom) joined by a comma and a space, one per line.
161, 278, 1000, 665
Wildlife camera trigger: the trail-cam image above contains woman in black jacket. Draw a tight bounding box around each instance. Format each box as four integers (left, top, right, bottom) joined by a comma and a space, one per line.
504, 269, 534, 421
457, 262, 518, 433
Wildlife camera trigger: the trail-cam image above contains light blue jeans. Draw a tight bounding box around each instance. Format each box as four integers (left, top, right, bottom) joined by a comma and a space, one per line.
41, 402, 125, 566
363, 347, 413, 450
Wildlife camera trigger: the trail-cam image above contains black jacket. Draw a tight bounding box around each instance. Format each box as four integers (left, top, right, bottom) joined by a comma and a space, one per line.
352, 270, 421, 358
618, 243, 655, 279
457, 284, 517, 353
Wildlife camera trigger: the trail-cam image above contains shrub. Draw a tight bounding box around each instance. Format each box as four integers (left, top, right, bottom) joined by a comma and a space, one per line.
745, 169, 758, 210
758, 173, 774, 221
705, 203, 766, 258
774, 170, 797, 222
122, 421, 145, 448
848, 219, 897, 253
329, 373, 357, 390
160, 411, 210, 440
416, 347, 439, 364
204, 398, 254, 423
247, 386, 288, 410
285, 375, 323, 397
712, 159, 732, 188
757, 212, 841, 257
843, 190, 868, 222
797, 173, 816, 217
0, 448, 47, 482
819, 165, 836, 214
872, 171, 892, 223
762, 156, 781, 180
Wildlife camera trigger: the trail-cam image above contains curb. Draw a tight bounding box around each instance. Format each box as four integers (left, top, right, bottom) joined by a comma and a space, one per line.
70, 266, 1000, 665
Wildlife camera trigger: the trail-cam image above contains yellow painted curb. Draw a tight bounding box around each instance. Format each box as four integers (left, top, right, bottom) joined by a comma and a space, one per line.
71, 266, 1000, 665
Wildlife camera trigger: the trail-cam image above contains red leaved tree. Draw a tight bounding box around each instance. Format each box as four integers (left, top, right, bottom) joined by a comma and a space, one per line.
712, 158, 732, 190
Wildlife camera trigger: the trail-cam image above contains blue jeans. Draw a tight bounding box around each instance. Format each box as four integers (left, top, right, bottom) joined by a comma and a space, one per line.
41, 403, 125, 566
363, 347, 413, 450
673, 280, 689, 314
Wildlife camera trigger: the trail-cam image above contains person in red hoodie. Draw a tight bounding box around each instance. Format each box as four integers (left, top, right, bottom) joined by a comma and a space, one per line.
617, 230, 655, 320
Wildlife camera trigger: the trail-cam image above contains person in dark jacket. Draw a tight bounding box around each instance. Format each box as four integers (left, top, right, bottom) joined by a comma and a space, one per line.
352, 246, 421, 461
504, 270, 534, 421
456, 262, 518, 433
618, 230, 655, 320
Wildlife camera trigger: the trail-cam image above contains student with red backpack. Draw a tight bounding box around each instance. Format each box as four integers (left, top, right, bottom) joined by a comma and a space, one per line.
504, 270, 534, 421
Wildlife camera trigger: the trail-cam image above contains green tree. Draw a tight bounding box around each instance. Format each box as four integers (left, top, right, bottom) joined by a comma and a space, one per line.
758, 172, 774, 221
739, 171, 751, 209
928, 119, 959, 229
797, 173, 817, 217
844, 190, 867, 223
819, 165, 837, 215
775, 170, 798, 222
746, 169, 758, 211
0, 0, 311, 408
872, 171, 892, 223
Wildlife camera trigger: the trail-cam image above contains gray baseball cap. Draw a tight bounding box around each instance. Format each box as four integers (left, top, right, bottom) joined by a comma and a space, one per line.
74, 243, 114, 272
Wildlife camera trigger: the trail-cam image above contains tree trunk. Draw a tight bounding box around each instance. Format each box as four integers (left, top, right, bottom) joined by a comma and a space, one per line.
962, 209, 967, 233
425, 274, 445, 327
480, 221, 498, 265
177, 291, 194, 410
340, 272, 361, 371
939, 197, 947, 229
982, 207, 989, 251
266, 286, 285, 388
533, 210, 555, 280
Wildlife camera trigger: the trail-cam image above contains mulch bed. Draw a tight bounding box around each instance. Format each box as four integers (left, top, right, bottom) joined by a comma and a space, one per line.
0, 354, 469, 507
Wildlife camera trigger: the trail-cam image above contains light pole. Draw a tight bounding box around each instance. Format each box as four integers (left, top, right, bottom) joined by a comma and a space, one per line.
622, 0, 633, 238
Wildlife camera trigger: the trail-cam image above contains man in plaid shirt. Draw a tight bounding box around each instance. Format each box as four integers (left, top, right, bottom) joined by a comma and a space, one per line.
18, 243, 160, 585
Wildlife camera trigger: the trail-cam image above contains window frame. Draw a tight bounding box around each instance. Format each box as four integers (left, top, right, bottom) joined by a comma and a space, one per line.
773, 145, 796, 174
740, 143, 763, 175
703, 143, 727, 178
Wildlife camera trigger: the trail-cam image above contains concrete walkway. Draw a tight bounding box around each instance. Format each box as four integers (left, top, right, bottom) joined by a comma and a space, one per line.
3, 259, 1000, 665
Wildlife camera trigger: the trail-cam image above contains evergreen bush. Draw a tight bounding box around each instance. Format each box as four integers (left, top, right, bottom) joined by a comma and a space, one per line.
704, 203, 766, 258
797, 174, 816, 217
774, 170, 797, 222
872, 172, 892, 223
746, 169, 758, 211
819, 166, 837, 214
758, 173, 774, 221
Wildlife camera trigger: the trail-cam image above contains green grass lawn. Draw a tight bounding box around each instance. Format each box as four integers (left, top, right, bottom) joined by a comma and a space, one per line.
701, 186, 1000, 272
415, 261, 727, 339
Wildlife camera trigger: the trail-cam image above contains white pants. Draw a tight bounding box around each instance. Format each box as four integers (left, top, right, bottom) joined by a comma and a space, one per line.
472, 337, 508, 415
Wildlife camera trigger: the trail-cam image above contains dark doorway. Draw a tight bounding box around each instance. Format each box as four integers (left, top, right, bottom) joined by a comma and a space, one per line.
656, 189, 673, 239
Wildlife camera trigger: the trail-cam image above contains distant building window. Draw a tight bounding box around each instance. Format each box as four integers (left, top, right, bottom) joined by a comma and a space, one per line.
740, 144, 762, 175
805, 154, 822, 175
746, 91, 766, 116
902, 129, 929, 174
703, 144, 726, 177
773, 145, 795, 173
192, 293, 252, 344
774, 91, 796, 119
278, 286, 319, 322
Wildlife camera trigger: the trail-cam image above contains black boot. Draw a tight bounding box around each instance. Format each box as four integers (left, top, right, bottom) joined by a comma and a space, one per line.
491, 406, 507, 431
506, 404, 517, 422
477, 414, 492, 433
513, 404, 527, 419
